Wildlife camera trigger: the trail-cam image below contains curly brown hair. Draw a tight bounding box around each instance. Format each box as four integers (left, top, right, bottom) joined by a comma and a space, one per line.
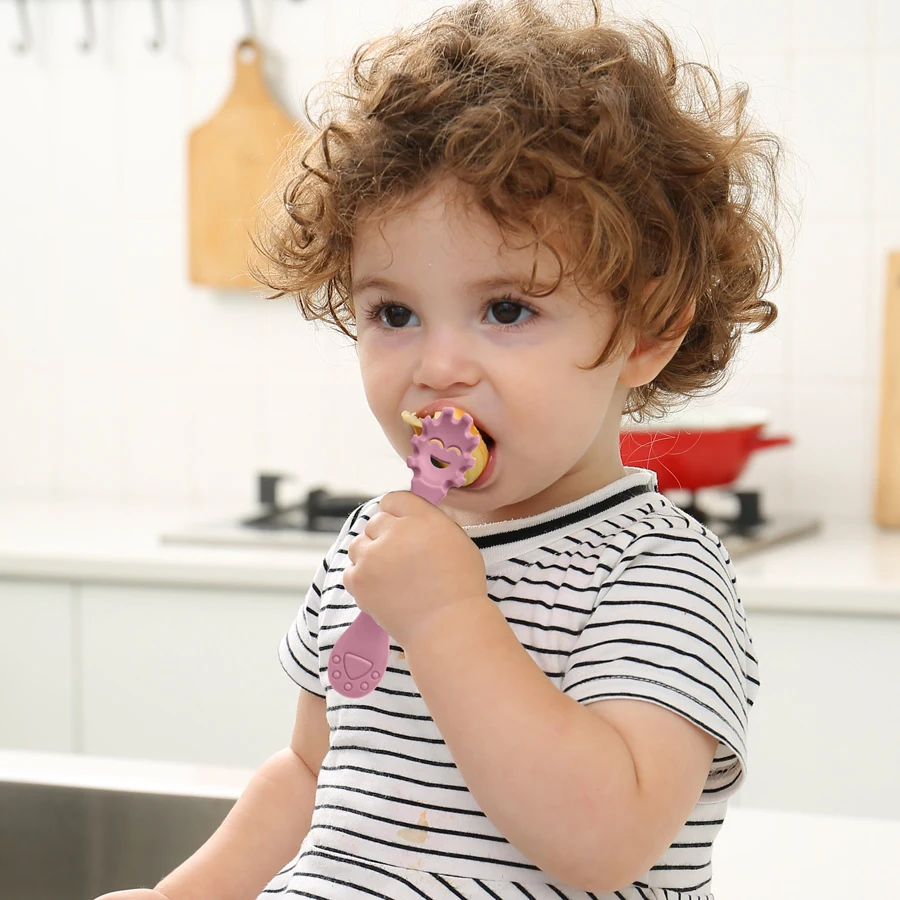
251, 0, 784, 421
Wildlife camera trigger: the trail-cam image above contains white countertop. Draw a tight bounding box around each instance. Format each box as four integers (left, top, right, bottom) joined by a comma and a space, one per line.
0, 748, 896, 899
0, 498, 899, 615
732, 521, 900, 617
0, 498, 323, 591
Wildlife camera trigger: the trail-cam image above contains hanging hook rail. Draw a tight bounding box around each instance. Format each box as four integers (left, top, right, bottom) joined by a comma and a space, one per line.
8, 0, 307, 55
77, 0, 95, 52
147, 0, 165, 52
12, 0, 32, 54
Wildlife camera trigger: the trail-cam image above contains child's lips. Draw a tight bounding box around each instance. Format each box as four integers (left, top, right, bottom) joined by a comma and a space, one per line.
413, 402, 494, 444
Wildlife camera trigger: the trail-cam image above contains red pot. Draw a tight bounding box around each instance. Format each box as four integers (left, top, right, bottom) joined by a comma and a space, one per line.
619, 407, 792, 493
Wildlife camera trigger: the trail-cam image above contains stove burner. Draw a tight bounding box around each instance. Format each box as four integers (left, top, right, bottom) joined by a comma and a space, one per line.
677, 488, 821, 557
682, 489, 766, 535
241, 474, 370, 533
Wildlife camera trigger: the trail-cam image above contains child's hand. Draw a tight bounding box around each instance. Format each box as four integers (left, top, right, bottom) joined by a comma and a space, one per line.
344, 490, 488, 647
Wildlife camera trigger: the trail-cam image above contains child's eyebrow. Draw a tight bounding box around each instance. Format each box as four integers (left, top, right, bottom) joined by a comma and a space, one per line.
351, 274, 554, 295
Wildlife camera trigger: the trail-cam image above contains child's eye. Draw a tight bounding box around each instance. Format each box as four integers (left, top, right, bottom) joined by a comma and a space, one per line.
363, 295, 538, 332
369, 302, 416, 329
485, 298, 536, 329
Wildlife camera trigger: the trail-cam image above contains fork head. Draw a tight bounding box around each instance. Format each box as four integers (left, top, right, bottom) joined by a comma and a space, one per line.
406, 407, 481, 504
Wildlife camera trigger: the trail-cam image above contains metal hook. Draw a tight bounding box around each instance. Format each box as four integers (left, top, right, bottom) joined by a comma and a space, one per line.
12, 0, 32, 54
147, 0, 165, 52
241, 0, 256, 38
77, 0, 95, 53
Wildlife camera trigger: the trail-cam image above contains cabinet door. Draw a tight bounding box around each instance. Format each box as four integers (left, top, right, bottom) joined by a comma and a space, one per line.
80, 584, 305, 767
739, 611, 900, 819
0, 579, 75, 752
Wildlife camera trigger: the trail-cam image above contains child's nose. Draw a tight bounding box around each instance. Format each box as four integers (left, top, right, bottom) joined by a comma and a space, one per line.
412, 328, 480, 389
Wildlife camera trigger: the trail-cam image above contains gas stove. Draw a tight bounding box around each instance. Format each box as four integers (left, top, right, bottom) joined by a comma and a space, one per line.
672, 488, 821, 559
161, 474, 821, 558
161, 474, 370, 552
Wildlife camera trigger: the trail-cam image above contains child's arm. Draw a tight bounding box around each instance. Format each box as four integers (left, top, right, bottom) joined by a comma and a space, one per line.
96, 689, 329, 900
404, 598, 718, 894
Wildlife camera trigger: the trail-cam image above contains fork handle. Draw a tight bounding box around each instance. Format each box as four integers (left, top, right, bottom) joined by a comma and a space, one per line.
327, 479, 452, 698
328, 408, 477, 698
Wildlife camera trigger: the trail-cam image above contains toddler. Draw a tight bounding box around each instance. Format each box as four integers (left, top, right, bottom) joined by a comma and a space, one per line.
100, 1, 782, 897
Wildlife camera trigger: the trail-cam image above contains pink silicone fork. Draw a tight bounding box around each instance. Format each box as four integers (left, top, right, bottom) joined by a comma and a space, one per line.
328, 408, 481, 698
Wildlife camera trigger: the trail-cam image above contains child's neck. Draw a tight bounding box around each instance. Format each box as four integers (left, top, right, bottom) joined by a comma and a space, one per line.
444, 457, 629, 528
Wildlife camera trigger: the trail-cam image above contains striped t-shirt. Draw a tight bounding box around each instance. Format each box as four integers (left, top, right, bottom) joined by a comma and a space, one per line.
265, 467, 759, 900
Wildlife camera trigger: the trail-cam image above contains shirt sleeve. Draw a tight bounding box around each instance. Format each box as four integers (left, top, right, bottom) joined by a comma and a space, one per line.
278, 501, 370, 698
561, 527, 760, 800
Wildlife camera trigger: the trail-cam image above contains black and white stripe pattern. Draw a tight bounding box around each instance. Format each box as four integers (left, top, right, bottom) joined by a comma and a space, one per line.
271, 468, 758, 899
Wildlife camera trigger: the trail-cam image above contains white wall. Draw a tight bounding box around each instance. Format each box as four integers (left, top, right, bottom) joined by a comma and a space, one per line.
0, 0, 896, 523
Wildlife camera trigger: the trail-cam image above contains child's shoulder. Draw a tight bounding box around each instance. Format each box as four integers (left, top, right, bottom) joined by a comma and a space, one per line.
541, 487, 740, 605
550, 483, 733, 562
601, 491, 735, 570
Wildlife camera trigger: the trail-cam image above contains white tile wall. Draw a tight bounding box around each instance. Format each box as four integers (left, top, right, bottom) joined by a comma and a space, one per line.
0, 0, 894, 524
790, 378, 880, 522
871, 53, 900, 217
873, 0, 900, 52
787, 216, 874, 382
788, 52, 871, 219
0, 355, 56, 497
791, 0, 870, 53
710, 0, 791, 56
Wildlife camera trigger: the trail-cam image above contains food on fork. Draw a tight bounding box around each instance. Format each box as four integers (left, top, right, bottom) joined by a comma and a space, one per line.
401, 407, 489, 486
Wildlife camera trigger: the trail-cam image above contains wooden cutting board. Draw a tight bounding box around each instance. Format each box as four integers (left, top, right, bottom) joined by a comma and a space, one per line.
876, 251, 900, 527
188, 38, 297, 289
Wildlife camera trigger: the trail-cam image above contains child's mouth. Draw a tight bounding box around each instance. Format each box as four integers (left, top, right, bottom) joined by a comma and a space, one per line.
401, 408, 496, 486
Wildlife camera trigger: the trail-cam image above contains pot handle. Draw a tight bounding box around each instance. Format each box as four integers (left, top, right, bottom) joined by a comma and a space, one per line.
752, 434, 793, 451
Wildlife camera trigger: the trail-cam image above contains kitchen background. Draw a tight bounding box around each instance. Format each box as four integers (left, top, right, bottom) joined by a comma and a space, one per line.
0, 0, 897, 519
1, 3, 900, 896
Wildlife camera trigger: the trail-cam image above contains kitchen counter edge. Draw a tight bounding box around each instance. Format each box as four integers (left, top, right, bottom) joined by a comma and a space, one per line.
0, 499, 898, 616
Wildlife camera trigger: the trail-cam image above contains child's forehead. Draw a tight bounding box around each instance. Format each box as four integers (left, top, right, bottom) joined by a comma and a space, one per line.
351, 180, 570, 282
350, 227, 563, 299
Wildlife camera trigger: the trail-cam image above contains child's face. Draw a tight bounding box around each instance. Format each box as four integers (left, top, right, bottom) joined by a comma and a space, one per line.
351, 178, 631, 526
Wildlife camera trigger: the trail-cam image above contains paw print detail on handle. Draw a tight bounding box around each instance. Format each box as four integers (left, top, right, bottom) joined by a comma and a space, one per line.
328, 611, 389, 699
405, 407, 480, 504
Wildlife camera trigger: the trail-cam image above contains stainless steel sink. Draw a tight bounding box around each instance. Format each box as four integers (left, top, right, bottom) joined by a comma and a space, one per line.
0, 780, 234, 899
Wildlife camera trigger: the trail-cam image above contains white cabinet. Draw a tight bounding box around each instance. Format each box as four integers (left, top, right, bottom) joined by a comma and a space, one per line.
738, 611, 900, 819
0, 579, 75, 752
0, 576, 306, 768
80, 584, 304, 768
3, 572, 899, 818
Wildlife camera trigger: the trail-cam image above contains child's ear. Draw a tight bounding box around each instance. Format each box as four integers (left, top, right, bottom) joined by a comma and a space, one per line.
618, 292, 696, 390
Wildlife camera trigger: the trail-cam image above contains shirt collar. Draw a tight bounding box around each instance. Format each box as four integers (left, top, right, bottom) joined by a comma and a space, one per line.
461, 467, 659, 563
